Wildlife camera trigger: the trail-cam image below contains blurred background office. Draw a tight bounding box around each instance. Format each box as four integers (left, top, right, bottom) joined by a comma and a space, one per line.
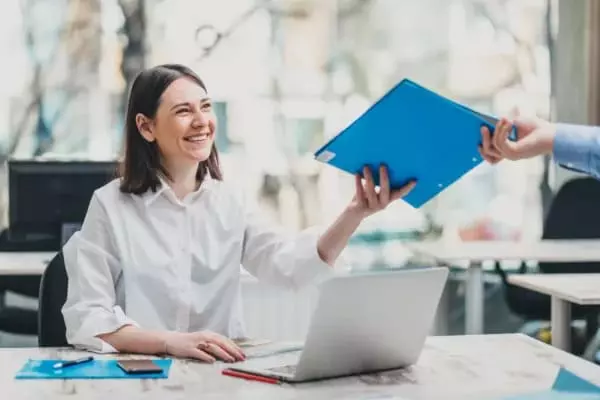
1, 0, 600, 358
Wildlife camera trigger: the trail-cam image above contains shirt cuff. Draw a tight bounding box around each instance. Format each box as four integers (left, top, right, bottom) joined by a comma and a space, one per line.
68, 306, 139, 353
553, 123, 594, 174
83, 339, 119, 354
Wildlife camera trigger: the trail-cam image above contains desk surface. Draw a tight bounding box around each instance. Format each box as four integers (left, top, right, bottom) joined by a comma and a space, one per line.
508, 273, 600, 305
409, 239, 600, 264
0, 252, 55, 275
0, 252, 263, 283
3, 334, 600, 400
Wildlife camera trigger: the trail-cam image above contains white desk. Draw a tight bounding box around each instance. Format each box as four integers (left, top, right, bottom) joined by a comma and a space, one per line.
3, 334, 600, 399
0, 252, 55, 276
508, 273, 600, 352
408, 239, 600, 335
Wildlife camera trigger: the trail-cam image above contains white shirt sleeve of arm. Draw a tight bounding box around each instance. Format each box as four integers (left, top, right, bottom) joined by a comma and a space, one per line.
61, 193, 139, 353
239, 194, 339, 289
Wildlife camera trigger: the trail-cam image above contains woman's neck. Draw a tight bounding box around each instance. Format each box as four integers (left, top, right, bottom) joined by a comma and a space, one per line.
163, 161, 200, 199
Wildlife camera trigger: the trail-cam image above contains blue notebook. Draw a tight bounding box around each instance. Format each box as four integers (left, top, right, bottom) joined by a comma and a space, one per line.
314, 78, 512, 208
501, 393, 600, 399
15, 358, 172, 380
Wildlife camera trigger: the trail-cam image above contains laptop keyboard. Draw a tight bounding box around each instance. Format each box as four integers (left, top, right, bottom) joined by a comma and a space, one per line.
268, 364, 297, 375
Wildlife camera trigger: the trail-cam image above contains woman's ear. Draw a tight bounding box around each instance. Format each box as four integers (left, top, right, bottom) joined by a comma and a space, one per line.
135, 114, 155, 142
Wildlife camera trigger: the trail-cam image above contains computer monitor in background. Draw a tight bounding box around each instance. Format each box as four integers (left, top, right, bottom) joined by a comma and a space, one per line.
2, 159, 118, 251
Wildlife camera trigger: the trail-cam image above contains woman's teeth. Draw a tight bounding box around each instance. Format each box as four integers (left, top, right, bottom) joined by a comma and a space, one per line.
184, 134, 208, 142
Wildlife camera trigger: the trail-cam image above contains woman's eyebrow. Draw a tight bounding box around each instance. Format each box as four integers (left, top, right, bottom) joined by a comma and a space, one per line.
170, 102, 190, 111
170, 97, 211, 110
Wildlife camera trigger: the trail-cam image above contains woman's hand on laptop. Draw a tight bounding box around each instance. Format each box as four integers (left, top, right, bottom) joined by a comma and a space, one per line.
164, 330, 246, 363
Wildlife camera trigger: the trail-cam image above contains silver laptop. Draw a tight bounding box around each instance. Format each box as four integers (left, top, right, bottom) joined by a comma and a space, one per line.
228, 266, 448, 382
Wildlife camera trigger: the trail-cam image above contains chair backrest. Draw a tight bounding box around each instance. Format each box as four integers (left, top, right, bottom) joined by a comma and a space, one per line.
539, 177, 600, 274
37, 251, 68, 347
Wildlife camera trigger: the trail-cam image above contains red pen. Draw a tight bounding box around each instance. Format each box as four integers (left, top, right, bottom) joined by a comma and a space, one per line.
222, 368, 280, 385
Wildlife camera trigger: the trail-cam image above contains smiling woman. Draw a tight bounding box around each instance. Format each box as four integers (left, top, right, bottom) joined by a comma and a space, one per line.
61, 64, 416, 364
119, 64, 222, 197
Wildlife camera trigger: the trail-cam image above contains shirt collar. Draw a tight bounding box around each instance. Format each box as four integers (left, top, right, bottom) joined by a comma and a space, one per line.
143, 174, 214, 207
142, 177, 168, 206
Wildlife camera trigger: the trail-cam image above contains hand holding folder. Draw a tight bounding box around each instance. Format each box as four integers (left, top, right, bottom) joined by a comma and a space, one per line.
349, 165, 416, 218
480, 114, 555, 164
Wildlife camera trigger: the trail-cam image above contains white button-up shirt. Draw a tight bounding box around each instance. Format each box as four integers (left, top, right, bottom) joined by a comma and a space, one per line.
62, 176, 333, 352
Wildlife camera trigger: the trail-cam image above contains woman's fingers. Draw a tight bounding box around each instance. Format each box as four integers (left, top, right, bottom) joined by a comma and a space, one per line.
203, 342, 236, 363
390, 180, 416, 201
188, 347, 216, 363
492, 118, 513, 155
378, 165, 391, 206
480, 125, 502, 162
208, 336, 246, 361
362, 166, 378, 208
355, 174, 366, 207
478, 147, 502, 164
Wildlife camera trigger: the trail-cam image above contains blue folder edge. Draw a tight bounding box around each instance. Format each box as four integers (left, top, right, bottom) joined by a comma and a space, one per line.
15, 358, 173, 380
314, 78, 514, 161
552, 367, 600, 393
499, 367, 600, 399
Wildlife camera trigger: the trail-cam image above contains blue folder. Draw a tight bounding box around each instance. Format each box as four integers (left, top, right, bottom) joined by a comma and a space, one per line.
314, 78, 512, 208
15, 358, 172, 380
552, 368, 600, 395
499, 367, 600, 399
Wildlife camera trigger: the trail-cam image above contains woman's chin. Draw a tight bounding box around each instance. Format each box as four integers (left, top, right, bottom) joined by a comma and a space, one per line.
185, 149, 212, 163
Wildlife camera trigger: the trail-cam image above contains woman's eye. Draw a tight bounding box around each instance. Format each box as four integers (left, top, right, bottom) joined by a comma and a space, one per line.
202, 103, 212, 111
176, 108, 190, 114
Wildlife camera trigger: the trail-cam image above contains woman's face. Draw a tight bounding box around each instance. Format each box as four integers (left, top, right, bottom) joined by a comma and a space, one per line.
137, 77, 216, 167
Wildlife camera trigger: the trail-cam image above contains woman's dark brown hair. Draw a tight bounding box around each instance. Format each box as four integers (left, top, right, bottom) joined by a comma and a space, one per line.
119, 64, 222, 195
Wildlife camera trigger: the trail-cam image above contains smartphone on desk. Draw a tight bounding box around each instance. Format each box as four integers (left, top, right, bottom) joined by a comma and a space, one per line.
117, 360, 163, 374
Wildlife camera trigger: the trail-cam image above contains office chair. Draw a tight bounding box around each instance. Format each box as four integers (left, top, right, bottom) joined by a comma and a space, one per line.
38, 251, 68, 347
0, 275, 40, 337
495, 177, 600, 354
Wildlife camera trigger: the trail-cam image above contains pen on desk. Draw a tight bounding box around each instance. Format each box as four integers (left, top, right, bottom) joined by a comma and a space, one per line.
222, 369, 280, 385
53, 356, 94, 369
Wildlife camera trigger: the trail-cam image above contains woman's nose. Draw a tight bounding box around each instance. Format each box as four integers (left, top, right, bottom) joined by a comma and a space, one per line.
191, 109, 208, 127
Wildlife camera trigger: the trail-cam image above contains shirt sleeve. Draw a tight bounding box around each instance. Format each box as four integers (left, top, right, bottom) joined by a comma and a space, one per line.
239, 196, 340, 289
61, 193, 139, 353
553, 123, 600, 179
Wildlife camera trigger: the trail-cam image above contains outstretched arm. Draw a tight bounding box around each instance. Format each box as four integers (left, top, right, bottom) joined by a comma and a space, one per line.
553, 123, 600, 179
241, 165, 415, 289
317, 166, 415, 265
